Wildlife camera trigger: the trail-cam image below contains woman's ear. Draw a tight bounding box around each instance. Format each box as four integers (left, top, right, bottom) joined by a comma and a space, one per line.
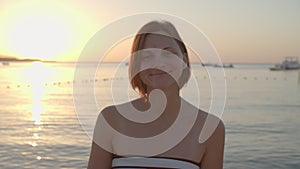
178, 52, 190, 88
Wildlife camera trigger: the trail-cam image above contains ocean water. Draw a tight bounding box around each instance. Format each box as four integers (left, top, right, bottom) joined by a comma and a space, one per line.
0, 62, 299, 169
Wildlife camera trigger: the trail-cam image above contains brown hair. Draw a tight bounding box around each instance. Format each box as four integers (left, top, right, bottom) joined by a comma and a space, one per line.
129, 20, 191, 97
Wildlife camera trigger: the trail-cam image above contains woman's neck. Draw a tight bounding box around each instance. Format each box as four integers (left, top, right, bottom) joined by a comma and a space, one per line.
143, 84, 181, 123
146, 84, 181, 108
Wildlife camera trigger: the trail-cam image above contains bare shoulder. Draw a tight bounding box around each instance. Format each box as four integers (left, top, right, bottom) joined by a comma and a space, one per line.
201, 112, 225, 146
100, 105, 118, 116
215, 118, 225, 132
97, 105, 120, 127
182, 99, 225, 143
99, 105, 116, 116
98, 98, 143, 124
198, 112, 225, 168
208, 117, 225, 143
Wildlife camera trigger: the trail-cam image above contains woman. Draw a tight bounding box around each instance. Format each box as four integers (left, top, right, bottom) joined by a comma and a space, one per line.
88, 20, 225, 169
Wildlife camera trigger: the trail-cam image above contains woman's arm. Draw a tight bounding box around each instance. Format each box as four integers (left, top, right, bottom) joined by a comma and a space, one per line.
200, 120, 225, 169
87, 106, 115, 169
87, 141, 112, 169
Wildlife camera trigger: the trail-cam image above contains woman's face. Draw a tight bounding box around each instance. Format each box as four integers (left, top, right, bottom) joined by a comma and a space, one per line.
138, 34, 186, 89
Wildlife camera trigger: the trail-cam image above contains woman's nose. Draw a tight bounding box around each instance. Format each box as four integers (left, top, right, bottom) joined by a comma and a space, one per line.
152, 60, 166, 70
151, 54, 167, 69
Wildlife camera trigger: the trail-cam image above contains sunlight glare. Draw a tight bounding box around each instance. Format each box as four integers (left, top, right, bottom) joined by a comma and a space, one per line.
32, 100, 43, 125
29, 62, 46, 125
7, 14, 70, 60
1, 1, 97, 61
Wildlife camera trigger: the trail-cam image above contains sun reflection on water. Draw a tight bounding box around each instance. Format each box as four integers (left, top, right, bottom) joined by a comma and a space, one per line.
24, 62, 50, 158
28, 62, 47, 126
32, 100, 43, 125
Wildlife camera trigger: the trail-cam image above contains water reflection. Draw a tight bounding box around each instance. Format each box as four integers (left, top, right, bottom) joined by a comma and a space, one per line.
28, 141, 37, 147
26, 62, 48, 160
29, 62, 46, 126
32, 100, 43, 125
33, 133, 39, 139
1, 62, 85, 168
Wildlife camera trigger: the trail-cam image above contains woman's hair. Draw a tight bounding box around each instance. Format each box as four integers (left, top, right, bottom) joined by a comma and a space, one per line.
129, 20, 191, 97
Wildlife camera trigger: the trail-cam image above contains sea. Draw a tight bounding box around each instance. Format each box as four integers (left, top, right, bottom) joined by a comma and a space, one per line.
0, 62, 299, 169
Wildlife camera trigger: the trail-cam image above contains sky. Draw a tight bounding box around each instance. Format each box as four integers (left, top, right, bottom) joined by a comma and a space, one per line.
0, 0, 299, 63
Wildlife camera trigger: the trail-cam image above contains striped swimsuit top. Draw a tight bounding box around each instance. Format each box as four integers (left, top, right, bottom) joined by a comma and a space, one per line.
112, 156, 200, 169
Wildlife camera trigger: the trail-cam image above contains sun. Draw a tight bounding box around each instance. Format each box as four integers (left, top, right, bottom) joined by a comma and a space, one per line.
0, 1, 97, 62
7, 14, 71, 60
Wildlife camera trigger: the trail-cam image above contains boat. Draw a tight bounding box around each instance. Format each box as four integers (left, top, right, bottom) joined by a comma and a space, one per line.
213, 63, 234, 68
270, 57, 299, 71
2, 61, 9, 66
269, 64, 282, 71
202, 63, 213, 67
202, 63, 234, 68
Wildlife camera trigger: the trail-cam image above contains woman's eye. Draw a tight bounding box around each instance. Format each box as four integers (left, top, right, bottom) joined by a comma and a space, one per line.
170, 51, 178, 55
165, 48, 178, 54
165, 53, 173, 57
164, 50, 177, 56
142, 54, 151, 59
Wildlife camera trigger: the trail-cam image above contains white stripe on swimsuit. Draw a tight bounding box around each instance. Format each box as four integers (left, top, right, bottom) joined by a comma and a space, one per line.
112, 156, 200, 169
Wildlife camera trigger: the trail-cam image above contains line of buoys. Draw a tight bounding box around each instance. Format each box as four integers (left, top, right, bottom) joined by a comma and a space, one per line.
2, 75, 292, 90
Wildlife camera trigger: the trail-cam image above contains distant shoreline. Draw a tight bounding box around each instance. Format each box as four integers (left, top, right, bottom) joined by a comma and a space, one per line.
0, 57, 56, 63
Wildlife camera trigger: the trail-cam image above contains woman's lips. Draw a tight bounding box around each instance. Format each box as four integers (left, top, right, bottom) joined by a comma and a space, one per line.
150, 72, 167, 76
149, 70, 168, 76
